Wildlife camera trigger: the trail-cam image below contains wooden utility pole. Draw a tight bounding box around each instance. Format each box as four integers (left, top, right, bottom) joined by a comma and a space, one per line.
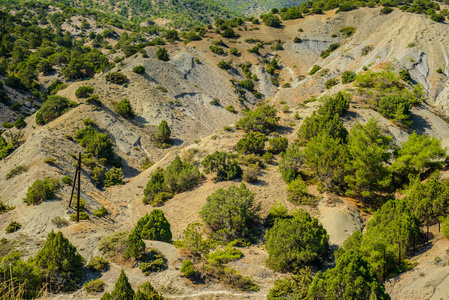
69, 152, 82, 222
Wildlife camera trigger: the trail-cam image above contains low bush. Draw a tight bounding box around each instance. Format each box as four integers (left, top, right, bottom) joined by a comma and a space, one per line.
201, 151, 242, 181
217, 60, 232, 69
84, 279, 104, 293
320, 43, 339, 59
44, 157, 57, 165
325, 78, 339, 89
14, 116, 26, 129
23, 178, 61, 205
181, 260, 196, 278
210, 45, 225, 55
156, 48, 169, 61
83, 118, 95, 126
93, 206, 108, 218
75, 126, 114, 161
104, 167, 125, 187
6, 165, 29, 180
342, 70, 356, 84
70, 212, 90, 221
105, 71, 127, 84
61, 175, 72, 185
133, 65, 145, 74
267, 136, 288, 154
139, 249, 166, 274
99, 231, 128, 258
115, 99, 133, 117
135, 209, 172, 242
242, 167, 258, 183
88, 256, 109, 272
5, 221, 21, 233
226, 105, 236, 113
75, 86, 94, 98
51, 216, 69, 227
36, 95, 75, 125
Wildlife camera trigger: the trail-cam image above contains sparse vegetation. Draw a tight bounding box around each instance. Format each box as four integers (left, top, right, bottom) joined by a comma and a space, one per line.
115, 98, 133, 117
75, 86, 94, 98
36, 95, 76, 125
23, 178, 61, 205
5, 221, 21, 233
6, 165, 29, 180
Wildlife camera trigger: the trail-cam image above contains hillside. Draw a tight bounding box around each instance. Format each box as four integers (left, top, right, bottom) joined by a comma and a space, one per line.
214, 0, 306, 16
2, 4, 449, 300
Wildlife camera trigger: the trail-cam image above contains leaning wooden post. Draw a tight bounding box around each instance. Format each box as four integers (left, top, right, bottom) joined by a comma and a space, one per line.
77, 152, 81, 223
68, 164, 79, 208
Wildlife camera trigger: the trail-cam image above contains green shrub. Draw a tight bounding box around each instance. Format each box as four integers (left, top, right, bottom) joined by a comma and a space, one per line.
181, 260, 196, 278
102, 269, 134, 299
0, 251, 43, 298
207, 246, 243, 265
378, 95, 411, 125
210, 45, 225, 55
2, 122, 13, 128
281, 105, 289, 112
34, 230, 85, 291
143, 156, 202, 205
262, 14, 282, 28
226, 105, 236, 113
99, 231, 128, 258
217, 60, 232, 69
236, 132, 267, 154
340, 26, 356, 37
156, 48, 169, 61
267, 136, 288, 154
133, 65, 145, 74
294, 36, 302, 43
6, 165, 29, 180
14, 116, 26, 129
242, 167, 258, 183
61, 175, 72, 185
380, 6, 393, 14
134, 281, 164, 299
267, 268, 312, 299
265, 209, 329, 272
4, 76, 26, 90
104, 167, 125, 187
262, 151, 273, 164
200, 183, 260, 241
51, 216, 69, 227
230, 48, 239, 55
84, 279, 104, 293
235, 105, 279, 133
88, 256, 109, 272
82, 118, 95, 126
70, 212, 90, 221
201, 151, 242, 181
5, 221, 21, 233
75, 126, 114, 160
23, 178, 60, 205
325, 78, 339, 89
320, 43, 339, 58
75, 86, 94, 98
152, 119, 172, 148
36, 95, 75, 125
115, 98, 133, 117
123, 227, 145, 260
105, 71, 127, 84
94, 206, 108, 218
44, 157, 57, 165
239, 79, 254, 91
341, 70, 356, 84
136, 209, 172, 242
399, 69, 412, 83
308, 251, 389, 299
139, 249, 166, 274
264, 202, 290, 227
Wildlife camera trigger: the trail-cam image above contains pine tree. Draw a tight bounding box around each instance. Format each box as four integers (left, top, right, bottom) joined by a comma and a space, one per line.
103, 269, 135, 300
136, 209, 172, 242
123, 228, 145, 260
33, 230, 85, 291
156, 120, 171, 142
308, 250, 390, 300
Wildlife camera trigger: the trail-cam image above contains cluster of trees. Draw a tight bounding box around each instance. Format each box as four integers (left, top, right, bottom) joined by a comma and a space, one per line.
101, 269, 163, 300
0, 230, 86, 297
282, 91, 447, 200
354, 70, 424, 127
143, 155, 203, 206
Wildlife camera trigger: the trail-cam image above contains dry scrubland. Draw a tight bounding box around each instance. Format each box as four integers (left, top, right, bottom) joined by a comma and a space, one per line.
2, 7, 449, 299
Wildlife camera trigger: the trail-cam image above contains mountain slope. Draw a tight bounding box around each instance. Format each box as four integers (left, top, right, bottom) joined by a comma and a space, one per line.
2, 6, 449, 300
